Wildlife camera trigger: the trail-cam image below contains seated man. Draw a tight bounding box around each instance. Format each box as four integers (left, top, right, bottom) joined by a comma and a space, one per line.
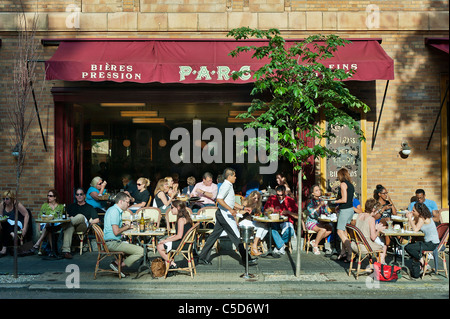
103, 192, 144, 277
61, 188, 100, 259
408, 189, 440, 224
263, 185, 298, 257
191, 172, 218, 210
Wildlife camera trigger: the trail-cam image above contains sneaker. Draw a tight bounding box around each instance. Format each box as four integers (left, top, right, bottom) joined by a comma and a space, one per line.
278, 246, 286, 255
109, 262, 126, 278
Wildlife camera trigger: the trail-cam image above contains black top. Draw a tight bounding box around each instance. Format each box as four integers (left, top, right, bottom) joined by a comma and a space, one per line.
134, 189, 150, 205
171, 221, 193, 250
67, 202, 98, 220
337, 181, 354, 210
155, 191, 170, 208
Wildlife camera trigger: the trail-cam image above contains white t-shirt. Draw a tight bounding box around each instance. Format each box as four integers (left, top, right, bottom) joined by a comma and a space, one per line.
217, 179, 240, 237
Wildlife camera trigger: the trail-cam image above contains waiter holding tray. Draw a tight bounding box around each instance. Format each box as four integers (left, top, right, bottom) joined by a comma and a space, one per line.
198, 168, 257, 267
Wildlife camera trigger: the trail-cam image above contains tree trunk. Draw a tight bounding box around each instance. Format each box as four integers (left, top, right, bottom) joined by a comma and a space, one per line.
295, 168, 302, 277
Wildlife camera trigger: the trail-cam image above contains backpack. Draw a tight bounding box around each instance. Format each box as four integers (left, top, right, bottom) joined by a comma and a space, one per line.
151, 258, 166, 278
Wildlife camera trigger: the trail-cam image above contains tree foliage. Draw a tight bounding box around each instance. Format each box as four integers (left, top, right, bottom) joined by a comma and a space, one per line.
227, 28, 369, 173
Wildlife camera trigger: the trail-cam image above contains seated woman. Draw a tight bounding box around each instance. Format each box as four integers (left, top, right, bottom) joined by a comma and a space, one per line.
1, 190, 30, 257
29, 189, 65, 255
86, 176, 108, 212
405, 202, 440, 278
238, 191, 267, 256
353, 198, 387, 264
182, 176, 196, 196
154, 178, 174, 230
305, 184, 333, 255
156, 200, 193, 269
128, 177, 151, 211
373, 184, 397, 247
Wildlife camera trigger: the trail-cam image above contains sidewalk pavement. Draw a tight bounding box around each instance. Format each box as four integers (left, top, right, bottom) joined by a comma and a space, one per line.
1, 240, 448, 300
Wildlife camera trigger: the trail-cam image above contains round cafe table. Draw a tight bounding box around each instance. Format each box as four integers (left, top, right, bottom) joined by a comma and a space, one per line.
34, 218, 71, 258
253, 214, 288, 257
381, 229, 424, 279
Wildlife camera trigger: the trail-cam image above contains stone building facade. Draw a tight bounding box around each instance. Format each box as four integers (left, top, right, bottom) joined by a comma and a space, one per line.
0, 0, 448, 216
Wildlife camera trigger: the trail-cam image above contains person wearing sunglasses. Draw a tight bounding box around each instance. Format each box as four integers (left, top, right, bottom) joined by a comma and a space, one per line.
407, 189, 440, 225
128, 177, 151, 211
104, 192, 144, 277
86, 176, 108, 212
1, 190, 30, 258
26, 190, 64, 256
263, 185, 298, 257
60, 188, 99, 259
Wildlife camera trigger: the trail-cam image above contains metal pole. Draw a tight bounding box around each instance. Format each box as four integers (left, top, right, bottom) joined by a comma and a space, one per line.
371, 80, 390, 150
426, 83, 449, 150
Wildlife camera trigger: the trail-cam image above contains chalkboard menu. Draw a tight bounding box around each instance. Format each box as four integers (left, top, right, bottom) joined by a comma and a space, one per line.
326, 119, 362, 198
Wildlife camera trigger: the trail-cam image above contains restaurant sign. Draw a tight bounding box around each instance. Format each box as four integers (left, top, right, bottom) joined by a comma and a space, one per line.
179, 65, 251, 82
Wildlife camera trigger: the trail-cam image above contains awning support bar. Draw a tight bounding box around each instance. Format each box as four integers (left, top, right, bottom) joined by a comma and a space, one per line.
426, 83, 449, 150
27, 60, 47, 152
371, 80, 389, 150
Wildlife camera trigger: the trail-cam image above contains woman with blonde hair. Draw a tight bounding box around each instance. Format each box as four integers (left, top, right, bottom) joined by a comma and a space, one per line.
129, 177, 151, 210
154, 178, 174, 213
157, 200, 193, 269
1, 190, 30, 257
86, 176, 108, 211
331, 168, 355, 263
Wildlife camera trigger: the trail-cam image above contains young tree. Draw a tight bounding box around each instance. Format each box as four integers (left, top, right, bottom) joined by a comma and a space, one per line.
227, 28, 369, 276
7, 9, 45, 278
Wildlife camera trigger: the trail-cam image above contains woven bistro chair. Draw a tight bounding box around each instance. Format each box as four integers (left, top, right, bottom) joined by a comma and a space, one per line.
422, 223, 449, 278
136, 207, 162, 252
164, 223, 200, 279
196, 206, 218, 251
92, 224, 124, 279
346, 224, 383, 279
74, 225, 92, 255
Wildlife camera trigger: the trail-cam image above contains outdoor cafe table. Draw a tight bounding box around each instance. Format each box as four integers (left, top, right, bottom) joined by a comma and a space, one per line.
381, 229, 425, 278
318, 215, 338, 255
253, 215, 289, 257
34, 218, 71, 257
123, 227, 167, 278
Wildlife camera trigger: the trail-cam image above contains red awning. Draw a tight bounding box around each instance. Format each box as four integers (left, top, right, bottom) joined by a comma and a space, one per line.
45, 38, 394, 84
425, 37, 449, 54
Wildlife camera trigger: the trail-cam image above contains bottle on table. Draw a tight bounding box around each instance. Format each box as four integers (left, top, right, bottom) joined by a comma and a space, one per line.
139, 212, 145, 232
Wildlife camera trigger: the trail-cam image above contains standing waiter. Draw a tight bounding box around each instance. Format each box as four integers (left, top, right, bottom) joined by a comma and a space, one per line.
198, 168, 257, 266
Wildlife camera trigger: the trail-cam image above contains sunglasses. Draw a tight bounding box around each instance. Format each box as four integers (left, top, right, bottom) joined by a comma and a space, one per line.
75, 193, 85, 196
2, 198, 10, 201
137, 183, 142, 186
47, 194, 55, 197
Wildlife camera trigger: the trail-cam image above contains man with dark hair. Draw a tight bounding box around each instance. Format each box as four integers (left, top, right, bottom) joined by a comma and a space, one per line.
103, 192, 144, 277
408, 189, 440, 224
263, 185, 298, 257
198, 168, 256, 266
61, 188, 99, 259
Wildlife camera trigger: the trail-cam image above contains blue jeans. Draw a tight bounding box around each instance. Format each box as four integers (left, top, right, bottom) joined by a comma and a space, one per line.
271, 223, 294, 249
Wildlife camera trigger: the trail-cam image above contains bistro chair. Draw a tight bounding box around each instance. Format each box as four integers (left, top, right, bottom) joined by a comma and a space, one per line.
346, 224, 382, 279
92, 224, 124, 280
164, 223, 200, 279
196, 206, 218, 251
74, 225, 92, 255
137, 207, 162, 252
301, 211, 318, 254
145, 196, 152, 207
167, 208, 178, 234
421, 223, 449, 279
